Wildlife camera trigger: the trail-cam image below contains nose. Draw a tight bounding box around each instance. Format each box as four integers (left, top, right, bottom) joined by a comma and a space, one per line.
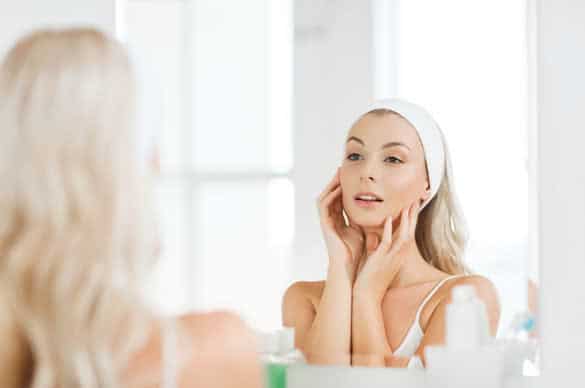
360, 159, 378, 183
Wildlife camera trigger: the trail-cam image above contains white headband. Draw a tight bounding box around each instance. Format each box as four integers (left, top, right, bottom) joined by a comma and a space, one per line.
361, 98, 446, 210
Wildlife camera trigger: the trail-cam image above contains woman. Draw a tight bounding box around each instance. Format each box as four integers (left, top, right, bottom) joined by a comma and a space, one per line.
282, 99, 500, 368
0, 28, 261, 388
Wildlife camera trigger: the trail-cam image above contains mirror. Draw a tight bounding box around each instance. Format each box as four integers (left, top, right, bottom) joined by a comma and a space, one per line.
119, 0, 538, 375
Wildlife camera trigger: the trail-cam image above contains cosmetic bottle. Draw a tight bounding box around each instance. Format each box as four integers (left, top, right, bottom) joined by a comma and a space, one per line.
425, 285, 503, 388
259, 327, 305, 388
495, 311, 539, 376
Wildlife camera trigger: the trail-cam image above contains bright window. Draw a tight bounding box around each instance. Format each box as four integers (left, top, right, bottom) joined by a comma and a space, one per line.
119, 0, 293, 331
385, 0, 530, 335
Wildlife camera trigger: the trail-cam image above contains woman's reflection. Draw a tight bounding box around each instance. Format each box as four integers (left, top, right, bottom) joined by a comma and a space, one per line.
282, 99, 500, 368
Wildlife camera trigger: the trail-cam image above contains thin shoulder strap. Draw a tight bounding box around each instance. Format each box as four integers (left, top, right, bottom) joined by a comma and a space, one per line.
414, 274, 468, 322
162, 317, 178, 388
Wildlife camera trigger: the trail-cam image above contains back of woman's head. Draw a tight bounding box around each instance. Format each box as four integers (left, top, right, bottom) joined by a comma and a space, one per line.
0, 28, 157, 387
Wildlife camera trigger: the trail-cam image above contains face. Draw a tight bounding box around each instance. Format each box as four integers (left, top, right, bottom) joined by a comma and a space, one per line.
340, 112, 430, 229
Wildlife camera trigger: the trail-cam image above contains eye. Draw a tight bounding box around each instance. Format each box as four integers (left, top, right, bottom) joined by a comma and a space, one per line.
347, 153, 362, 161
385, 156, 403, 164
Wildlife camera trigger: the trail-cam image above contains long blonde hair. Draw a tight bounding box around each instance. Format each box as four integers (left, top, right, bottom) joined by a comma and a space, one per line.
0, 28, 157, 387
366, 109, 470, 275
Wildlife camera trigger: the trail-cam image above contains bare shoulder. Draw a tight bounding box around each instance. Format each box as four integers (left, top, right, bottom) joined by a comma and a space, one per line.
177, 311, 262, 388
180, 310, 246, 331
283, 280, 325, 299
282, 280, 325, 311
179, 311, 257, 350
447, 275, 500, 305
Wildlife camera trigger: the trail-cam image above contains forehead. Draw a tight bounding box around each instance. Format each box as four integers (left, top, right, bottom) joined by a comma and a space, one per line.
347, 112, 424, 153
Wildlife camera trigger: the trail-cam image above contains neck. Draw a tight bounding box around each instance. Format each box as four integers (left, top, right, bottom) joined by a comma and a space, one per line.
361, 224, 444, 289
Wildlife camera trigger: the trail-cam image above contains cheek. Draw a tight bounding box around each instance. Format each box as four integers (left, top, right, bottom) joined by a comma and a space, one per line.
339, 163, 354, 180
381, 172, 411, 195
380, 172, 422, 209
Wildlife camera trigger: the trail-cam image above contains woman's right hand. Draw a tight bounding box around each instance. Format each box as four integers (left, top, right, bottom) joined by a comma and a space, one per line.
317, 168, 365, 283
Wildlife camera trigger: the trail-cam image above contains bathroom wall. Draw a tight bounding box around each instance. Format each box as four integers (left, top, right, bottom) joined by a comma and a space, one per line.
0, 1, 115, 57
536, 0, 585, 382
292, 0, 373, 281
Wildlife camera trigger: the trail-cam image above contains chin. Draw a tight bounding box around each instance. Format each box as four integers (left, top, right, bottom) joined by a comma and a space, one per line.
346, 208, 387, 228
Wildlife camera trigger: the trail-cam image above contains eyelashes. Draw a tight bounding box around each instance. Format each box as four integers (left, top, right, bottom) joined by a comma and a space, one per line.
384, 156, 403, 164
347, 153, 361, 161
345, 153, 403, 164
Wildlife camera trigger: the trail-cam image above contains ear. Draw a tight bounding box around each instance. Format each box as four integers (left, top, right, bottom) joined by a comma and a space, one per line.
420, 187, 431, 205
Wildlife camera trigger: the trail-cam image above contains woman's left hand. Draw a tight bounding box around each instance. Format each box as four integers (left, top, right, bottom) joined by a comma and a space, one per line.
353, 200, 422, 301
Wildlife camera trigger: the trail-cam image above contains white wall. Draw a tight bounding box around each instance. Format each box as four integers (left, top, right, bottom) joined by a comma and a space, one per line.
537, 0, 585, 383
292, 0, 373, 281
1, 1, 115, 57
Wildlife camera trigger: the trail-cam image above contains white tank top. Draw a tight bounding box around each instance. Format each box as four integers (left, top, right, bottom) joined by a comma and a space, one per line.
392, 274, 469, 360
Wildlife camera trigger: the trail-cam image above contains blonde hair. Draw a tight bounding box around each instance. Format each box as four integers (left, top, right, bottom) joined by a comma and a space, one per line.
0, 28, 158, 387
366, 109, 471, 275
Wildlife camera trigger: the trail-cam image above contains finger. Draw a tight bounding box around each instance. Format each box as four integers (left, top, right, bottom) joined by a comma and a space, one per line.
321, 192, 344, 234
331, 195, 346, 230
346, 212, 360, 230
319, 186, 341, 220
317, 169, 340, 203
347, 216, 365, 254
347, 216, 363, 235
378, 215, 394, 252
401, 204, 411, 238
408, 201, 420, 237
356, 247, 368, 275
340, 208, 354, 229
365, 232, 380, 255
394, 204, 412, 248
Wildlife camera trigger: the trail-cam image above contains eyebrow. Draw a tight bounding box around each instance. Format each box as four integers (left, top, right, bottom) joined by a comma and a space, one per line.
346, 136, 411, 150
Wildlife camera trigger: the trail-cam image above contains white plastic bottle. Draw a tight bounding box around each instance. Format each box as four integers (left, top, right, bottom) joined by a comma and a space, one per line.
496, 311, 539, 376
425, 285, 502, 388
257, 330, 279, 362
445, 284, 491, 348
277, 327, 306, 364
259, 327, 305, 388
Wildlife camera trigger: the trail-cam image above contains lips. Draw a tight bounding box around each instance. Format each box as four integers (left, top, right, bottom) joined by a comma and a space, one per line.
354, 192, 384, 208
354, 192, 384, 202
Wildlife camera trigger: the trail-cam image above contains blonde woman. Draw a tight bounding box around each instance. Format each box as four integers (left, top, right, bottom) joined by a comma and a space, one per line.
282, 99, 501, 368
0, 28, 261, 388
